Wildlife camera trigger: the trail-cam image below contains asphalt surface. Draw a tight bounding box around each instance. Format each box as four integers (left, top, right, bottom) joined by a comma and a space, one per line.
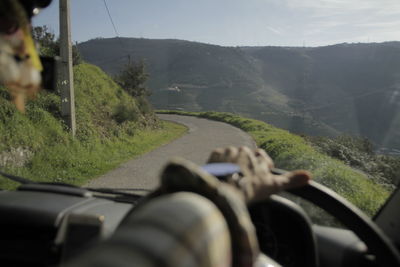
86, 114, 255, 190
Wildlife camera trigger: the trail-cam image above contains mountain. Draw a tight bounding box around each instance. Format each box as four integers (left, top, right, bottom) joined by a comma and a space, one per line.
78, 38, 400, 150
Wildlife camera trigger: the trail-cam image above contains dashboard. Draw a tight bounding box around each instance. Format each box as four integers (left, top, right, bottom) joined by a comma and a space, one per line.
249, 195, 318, 267
0, 183, 392, 267
0, 185, 135, 266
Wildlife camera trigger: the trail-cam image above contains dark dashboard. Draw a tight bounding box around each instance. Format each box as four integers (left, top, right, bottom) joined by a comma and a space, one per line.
249, 195, 318, 267
0, 183, 398, 267
0, 185, 134, 266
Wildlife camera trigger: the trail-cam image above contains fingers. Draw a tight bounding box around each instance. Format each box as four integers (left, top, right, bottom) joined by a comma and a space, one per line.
237, 146, 259, 177
207, 147, 273, 178
207, 146, 240, 163
224, 146, 240, 162
208, 147, 269, 164
246, 171, 311, 204
254, 148, 274, 169
207, 148, 226, 163
207, 146, 245, 164
282, 170, 312, 190
208, 146, 262, 174
207, 146, 313, 204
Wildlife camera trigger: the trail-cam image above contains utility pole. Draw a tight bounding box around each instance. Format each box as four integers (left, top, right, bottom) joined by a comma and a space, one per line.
59, 0, 76, 136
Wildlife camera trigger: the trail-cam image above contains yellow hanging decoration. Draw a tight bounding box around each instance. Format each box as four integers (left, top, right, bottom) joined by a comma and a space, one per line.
1, 0, 44, 112
22, 27, 43, 72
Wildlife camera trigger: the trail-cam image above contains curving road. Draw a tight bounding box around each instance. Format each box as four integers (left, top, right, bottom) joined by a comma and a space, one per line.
86, 114, 255, 190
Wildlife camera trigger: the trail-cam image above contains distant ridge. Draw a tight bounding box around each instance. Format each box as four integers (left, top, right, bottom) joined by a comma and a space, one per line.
78, 38, 400, 150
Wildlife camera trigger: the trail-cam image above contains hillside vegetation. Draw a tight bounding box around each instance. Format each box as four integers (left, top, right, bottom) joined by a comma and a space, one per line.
79, 38, 400, 151
0, 63, 186, 190
158, 110, 389, 217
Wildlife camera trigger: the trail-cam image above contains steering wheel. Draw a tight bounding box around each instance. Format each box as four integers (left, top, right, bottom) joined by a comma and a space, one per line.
285, 178, 400, 267
203, 163, 400, 266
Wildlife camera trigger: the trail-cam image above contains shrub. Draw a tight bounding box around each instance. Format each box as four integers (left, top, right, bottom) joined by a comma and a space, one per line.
114, 59, 150, 97
113, 99, 140, 124
306, 135, 398, 188
136, 96, 153, 114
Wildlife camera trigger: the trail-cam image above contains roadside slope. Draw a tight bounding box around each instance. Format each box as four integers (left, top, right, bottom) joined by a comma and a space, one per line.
0, 64, 186, 189
158, 110, 389, 216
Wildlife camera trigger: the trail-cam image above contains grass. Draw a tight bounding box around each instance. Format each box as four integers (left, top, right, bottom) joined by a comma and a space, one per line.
0, 63, 187, 190
158, 110, 389, 217
0, 120, 186, 189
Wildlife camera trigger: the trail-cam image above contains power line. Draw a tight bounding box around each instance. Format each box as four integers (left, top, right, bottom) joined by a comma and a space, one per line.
102, 0, 129, 58
102, 0, 119, 37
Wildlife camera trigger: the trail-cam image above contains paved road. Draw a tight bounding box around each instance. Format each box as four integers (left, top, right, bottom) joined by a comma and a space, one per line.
86, 114, 255, 190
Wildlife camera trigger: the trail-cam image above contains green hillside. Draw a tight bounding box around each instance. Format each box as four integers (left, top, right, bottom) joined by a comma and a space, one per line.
158, 110, 390, 218
78, 38, 338, 138
78, 38, 270, 109
0, 63, 186, 189
246, 43, 400, 151
78, 38, 400, 151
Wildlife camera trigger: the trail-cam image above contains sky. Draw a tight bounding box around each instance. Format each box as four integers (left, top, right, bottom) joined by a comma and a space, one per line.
32, 0, 400, 47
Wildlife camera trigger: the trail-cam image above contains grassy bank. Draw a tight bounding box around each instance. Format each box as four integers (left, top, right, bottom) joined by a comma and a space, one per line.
158, 110, 389, 216
0, 63, 187, 190
0, 120, 186, 189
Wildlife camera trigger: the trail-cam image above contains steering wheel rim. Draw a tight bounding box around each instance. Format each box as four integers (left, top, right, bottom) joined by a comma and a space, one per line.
203, 163, 400, 266
286, 180, 400, 267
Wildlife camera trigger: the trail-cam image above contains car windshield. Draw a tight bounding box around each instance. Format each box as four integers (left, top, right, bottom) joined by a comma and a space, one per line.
1, 0, 399, 220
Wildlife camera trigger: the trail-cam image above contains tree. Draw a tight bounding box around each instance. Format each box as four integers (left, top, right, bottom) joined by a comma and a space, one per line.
71, 41, 82, 66
32, 25, 82, 65
115, 58, 150, 97
32, 25, 58, 57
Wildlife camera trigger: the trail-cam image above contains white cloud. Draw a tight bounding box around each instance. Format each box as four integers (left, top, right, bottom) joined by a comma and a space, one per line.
355, 21, 400, 29
266, 26, 283, 35
285, 0, 400, 11
272, 0, 400, 45
284, 0, 400, 20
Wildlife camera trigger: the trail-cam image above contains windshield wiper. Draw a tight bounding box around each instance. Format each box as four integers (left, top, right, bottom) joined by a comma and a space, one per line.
84, 187, 149, 198
0, 170, 147, 204
0, 170, 34, 184
0, 169, 79, 187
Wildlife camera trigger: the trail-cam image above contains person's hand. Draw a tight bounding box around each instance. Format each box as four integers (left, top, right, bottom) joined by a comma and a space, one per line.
207, 146, 311, 203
